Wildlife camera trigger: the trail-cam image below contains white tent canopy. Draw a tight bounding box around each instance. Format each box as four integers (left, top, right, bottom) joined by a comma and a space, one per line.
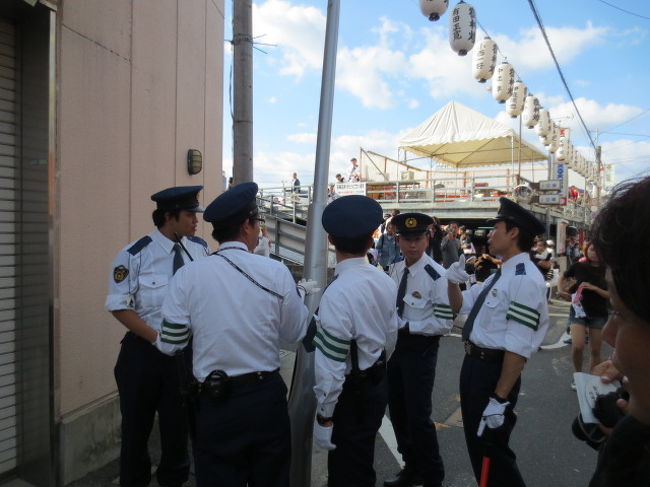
399, 101, 548, 168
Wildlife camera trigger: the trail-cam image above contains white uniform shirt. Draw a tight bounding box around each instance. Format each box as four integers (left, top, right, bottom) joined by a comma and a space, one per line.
460, 252, 549, 359
104, 229, 210, 331
389, 254, 454, 336
156, 241, 309, 381
313, 257, 398, 417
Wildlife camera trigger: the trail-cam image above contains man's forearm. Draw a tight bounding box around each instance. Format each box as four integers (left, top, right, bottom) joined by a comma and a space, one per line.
111, 309, 158, 344
494, 351, 526, 399
448, 281, 463, 314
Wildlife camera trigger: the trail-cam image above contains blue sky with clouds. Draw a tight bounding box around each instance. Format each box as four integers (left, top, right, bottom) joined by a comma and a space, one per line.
222, 0, 650, 187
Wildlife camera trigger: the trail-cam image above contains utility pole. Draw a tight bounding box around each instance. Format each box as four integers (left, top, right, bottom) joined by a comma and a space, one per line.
232, 0, 253, 184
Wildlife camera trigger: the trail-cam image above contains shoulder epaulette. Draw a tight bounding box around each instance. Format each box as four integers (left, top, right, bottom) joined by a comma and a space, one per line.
188, 236, 208, 249
424, 264, 441, 281
127, 236, 152, 255
515, 262, 526, 275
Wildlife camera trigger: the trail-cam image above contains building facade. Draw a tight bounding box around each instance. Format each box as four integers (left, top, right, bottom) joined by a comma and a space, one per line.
0, 0, 224, 484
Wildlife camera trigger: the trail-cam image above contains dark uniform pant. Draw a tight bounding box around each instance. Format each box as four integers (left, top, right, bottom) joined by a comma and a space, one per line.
193, 372, 290, 487
328, 373, 388, 487
459, 354, 525, 487
387, 333, 445, 484
114, 332, 190, 487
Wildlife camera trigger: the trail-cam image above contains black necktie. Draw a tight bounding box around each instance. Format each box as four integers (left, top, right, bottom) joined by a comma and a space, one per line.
396, 267, 409, 317
172, 244, 184, 275
462, 268, 502, 341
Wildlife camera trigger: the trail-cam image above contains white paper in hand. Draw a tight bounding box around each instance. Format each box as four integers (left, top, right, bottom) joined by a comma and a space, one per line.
573, 372, 621, 424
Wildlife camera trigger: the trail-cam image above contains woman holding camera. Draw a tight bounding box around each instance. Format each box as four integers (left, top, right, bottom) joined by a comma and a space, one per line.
558, 243, 609, 388
588, 176, 650, 487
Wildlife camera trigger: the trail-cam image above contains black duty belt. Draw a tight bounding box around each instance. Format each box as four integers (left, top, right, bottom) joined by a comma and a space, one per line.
227, 368, 280, 386
464, 341, 504, 363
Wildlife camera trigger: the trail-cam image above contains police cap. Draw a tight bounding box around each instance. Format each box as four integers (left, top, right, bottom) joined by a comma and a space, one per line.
392, 212, 434, 237
150, 185, 204, 212
322, 195, 383, 238
203, 182, 259, 226
487, 197, 545, 236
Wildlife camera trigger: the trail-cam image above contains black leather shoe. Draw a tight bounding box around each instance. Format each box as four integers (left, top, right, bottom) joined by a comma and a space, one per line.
383, 469, 423, 487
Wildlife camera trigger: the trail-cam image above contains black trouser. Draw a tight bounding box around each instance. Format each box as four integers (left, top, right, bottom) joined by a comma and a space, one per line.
459, 354, 525, 487
114, 332, 190, 487
328, 373, 388, 487
193, 371, 290, 487
387, 333, 445, 484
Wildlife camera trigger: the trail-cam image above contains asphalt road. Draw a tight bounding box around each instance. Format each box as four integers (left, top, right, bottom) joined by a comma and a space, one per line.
73, 299, 606, 486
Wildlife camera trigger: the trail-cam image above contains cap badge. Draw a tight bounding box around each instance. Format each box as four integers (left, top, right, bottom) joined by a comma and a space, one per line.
113, 265, 129, 283
405, 217, 417, 228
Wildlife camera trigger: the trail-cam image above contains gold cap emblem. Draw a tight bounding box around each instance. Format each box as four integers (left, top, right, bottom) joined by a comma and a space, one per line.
405, 217, 417, 228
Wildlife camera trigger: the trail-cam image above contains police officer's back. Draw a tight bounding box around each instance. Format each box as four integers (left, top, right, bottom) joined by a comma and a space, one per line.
105, 186, 210, 487
155, 182, 309, 487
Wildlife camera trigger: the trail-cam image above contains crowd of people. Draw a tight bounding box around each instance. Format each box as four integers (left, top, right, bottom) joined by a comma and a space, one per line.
105, 175, 650, 487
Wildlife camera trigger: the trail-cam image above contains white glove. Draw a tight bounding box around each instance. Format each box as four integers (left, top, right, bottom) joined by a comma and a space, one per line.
397, 316, 409, 329
297, 279, 321, 296
445, 255, 470, 284
477, 396, 510, 437
313, 420, 336, 450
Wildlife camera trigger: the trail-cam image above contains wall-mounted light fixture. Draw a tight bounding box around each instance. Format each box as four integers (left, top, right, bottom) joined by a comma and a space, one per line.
187, 149, 202, 175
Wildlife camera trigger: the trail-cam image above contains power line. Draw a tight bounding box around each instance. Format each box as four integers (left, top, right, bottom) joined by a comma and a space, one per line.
596, 0, 650, 21
599, 131, 650, 138
602, 108, 650, 133
527, 0, 597, 151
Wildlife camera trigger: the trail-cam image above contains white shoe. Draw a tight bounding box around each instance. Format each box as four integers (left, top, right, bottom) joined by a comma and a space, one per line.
570, 380, 576, 391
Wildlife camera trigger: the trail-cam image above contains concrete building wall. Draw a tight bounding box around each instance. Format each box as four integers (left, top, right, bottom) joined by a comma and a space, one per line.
55, 1, 224, 475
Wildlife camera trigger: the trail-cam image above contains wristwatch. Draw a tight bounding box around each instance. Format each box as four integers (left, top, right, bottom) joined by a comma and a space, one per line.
316, 414, 333, 426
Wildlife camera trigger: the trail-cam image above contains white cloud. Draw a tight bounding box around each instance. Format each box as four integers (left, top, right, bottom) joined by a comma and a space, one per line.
547, 98, 645, 133
599, 139, 650, 182
287, 132, 317, 144
268, 96, 278, 104
253, 0, 326, 78
492, 22, 608, 73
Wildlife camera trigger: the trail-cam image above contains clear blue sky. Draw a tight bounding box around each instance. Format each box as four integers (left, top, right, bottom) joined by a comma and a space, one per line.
222, 0, 650, 188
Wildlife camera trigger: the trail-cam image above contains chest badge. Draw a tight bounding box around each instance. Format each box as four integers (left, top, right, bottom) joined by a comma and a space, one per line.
113, 265, 129, 283
491, 289, 498, 297
412, 291, 422, 299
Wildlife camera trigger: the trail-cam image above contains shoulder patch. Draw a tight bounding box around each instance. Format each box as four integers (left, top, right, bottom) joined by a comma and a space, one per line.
424, 264, 441, 281
127, 236, 152, 256
515, 263, 526, 276
188, 236, 208, 248
113, 265, 129, 283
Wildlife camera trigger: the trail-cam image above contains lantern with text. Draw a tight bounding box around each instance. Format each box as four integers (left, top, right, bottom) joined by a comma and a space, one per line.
506, 81, 527, 118
536, 108, 551, 137
449, 1, 476, 56
522, 94, 540, 128
472, 37, 497, 82
546, 123, 559, 153
420, 0, 449, 21
491, 62, 514, 103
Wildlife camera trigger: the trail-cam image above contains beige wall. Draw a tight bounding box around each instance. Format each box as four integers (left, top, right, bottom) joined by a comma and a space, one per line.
56, 0, 225, 417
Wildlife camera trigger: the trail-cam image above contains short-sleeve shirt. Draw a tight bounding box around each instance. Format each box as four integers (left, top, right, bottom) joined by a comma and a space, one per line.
156, 241, 309, 381
461, 252, 549, 359
564, 262, 608, 317
104, 229, 210, 331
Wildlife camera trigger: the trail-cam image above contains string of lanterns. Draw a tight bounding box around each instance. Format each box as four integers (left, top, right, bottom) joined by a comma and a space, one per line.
418, 0, 601, 186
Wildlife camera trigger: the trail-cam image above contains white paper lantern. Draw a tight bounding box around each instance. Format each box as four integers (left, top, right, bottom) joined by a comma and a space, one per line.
449, 1, 476, 56
536, 109, 551, 137
420, 0, 449, 21
556, 144, 566, 162
546, 123, 559, 153
492, 62, 514, 103
472, 37, 497, 83
522, 95, 540, 128
506, 81, 527, 118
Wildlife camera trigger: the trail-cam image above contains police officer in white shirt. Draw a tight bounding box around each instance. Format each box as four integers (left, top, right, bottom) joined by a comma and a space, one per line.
155, 182, 310, 487
312, 195, 398, 487
384, 213, 453, 487
105, 186, 210, 487
446, 197, 549, 487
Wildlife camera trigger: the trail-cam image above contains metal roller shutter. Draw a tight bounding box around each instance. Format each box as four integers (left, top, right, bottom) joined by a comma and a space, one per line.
0, 17, 16, 475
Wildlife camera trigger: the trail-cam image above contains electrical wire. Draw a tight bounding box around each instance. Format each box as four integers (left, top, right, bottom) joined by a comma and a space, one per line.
527, 0, 597, 151
596, 0, 650, 21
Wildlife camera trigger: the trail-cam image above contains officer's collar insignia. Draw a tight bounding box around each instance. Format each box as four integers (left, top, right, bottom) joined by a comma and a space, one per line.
113, 265, 129, 283
405, 217, 417, 228
412, 291, 422, 299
